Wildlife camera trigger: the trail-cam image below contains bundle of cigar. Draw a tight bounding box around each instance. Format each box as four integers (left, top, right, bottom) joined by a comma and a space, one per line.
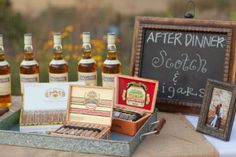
55, 123, 104, 138
113, 109, 143, 121
21, 110, 66, 125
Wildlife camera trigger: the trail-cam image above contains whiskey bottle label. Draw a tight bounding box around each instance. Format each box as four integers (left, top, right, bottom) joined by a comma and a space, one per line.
102, 73, 119, 88
103, 59, 121, 65
20, 74, 39, 94
0, 74, 11, 96
49, 73, 68, 82
78, 72, 97, 86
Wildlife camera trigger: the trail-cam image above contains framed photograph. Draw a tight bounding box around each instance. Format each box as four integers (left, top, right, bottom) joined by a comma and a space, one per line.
197, 79, 236, 141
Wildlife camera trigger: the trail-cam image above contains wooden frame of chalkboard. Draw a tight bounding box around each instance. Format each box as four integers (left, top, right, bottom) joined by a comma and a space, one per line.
131, 16, 236, 114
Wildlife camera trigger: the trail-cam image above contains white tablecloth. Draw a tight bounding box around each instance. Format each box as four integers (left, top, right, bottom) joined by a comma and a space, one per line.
186, 115, 236, 157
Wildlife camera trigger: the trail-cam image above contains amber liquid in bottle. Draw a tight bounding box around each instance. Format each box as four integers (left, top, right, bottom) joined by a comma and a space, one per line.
49, 33, 68, 82
0, 35, 11, 107
102, 33, 121, 87
20, 34, 39, 94
78, 32, 97, 86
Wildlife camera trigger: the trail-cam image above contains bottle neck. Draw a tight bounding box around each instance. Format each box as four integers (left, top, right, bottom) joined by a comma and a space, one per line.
106, 44, 117, 60
53, 44, 63, 60
0, 52, 5, 61
0, 46, 5, 61
24, 45, 34, 60
82, 43, 92, 59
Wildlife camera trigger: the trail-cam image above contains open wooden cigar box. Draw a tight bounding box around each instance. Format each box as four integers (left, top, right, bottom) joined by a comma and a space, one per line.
112, 75, 159, 136
52, 85, 114, 139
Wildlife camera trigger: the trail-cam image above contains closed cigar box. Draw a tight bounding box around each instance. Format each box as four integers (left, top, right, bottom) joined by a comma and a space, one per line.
52, 85, 114, 139
112, 74, 159, 136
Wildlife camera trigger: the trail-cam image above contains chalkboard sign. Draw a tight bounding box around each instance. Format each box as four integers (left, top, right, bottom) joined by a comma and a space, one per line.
131, 17, 236, 113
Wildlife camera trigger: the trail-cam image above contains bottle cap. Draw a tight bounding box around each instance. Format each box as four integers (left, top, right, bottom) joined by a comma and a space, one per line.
82, 32, 90, 43
54, 33, 62, 45
107, 33, 116, 45
0, 34, 3, 46
24, 33, 32, 45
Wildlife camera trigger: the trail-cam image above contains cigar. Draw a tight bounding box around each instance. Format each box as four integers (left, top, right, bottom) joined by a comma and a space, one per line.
21, 113, 26, 124
30, 112, 34, 124
69, 128, 77, 135
78, 124, 90, 136
66, 123, 77, 134
44, 111, 48, 123
38, 112, 42, 124
63, 127, 71, 134
84, 130, 94, 137
25, 112, 29, 124
90, 131, 99, 138
56, 127, 66, 134
75, 129, 84, 136
36, 111, 40, 124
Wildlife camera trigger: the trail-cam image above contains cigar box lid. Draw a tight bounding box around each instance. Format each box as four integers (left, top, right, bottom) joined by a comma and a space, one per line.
67, 85, 114, 126
115, 74, 159, 113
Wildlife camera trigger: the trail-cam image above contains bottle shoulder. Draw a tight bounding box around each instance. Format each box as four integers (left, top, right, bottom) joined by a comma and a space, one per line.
20, 59, 38, 66
103, 59, 121, 65
78, 58, 96, 65
49, 59, 68, 65
0, 60, 10, 67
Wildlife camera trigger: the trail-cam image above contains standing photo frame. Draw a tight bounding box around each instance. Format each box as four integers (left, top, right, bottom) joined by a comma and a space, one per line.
197, 79, 236, 141
131, 16, 236, 113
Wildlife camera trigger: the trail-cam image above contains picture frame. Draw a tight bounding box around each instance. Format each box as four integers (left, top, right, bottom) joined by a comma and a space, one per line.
130, 16, 236, 114
197, 79, 236, 141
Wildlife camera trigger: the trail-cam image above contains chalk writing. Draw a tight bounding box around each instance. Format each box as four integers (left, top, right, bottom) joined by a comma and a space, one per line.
152, 50, 207, 73
146, 31, 225, 48
161, 82, 205, 99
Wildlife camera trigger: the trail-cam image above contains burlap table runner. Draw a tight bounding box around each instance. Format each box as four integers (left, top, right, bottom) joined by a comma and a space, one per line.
0, 110, 219, 157
132, 112, 219, 157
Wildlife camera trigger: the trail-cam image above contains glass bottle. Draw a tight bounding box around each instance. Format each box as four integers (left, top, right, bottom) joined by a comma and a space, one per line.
78, 32, 97, 86
102, 33, 121, 87
49, 33, 68, 82
20, 33, 39, 94
0, 34, 11, 107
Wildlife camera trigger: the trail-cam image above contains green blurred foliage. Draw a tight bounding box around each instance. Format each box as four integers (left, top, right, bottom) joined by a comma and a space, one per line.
168, 0, 235, 19
230, 12, 236, 21
1, 0, 236, 95
0, 0, 27, 95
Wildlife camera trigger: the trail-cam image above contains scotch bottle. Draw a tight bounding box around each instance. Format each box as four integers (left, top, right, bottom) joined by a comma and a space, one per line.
49, 33, 68, 82
0, 34, 11, 107
78, 32, 97, 85
102, 33, 121, 87
20, 33, 39, 94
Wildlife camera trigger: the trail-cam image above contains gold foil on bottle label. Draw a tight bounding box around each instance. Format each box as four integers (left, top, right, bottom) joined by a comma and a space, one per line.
0, 74, 11, 96
78, 72, 97, 86
102, 73, 119, 88
20, 74, 39, 94
49, 73, 68, 82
